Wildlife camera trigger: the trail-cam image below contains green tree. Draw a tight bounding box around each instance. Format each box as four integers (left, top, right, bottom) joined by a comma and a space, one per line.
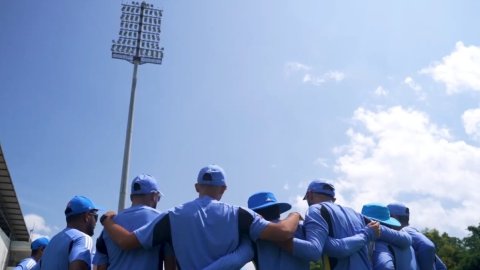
423, 228, 464, 270
458, 223, 480, 270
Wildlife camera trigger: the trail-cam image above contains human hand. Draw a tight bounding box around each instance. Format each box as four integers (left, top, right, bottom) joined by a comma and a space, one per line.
100, 211, 117, 226
367, 221, 381, 238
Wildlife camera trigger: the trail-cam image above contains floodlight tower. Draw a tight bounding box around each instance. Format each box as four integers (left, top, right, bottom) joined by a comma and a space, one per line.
112, 1, 164, 211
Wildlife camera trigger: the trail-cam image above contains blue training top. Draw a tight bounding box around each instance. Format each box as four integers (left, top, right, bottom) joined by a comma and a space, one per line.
404, 226, 437, 270
93, 205, 163, 270
294, 202, 372, 270
36, 228, 93, 270
134, 196, 269, 270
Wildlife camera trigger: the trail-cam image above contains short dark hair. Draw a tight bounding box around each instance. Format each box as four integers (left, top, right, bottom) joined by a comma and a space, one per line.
254, 205, 280, 221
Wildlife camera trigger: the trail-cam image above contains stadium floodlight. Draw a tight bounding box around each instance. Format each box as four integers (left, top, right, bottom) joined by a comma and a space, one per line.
112, 1, 164, 211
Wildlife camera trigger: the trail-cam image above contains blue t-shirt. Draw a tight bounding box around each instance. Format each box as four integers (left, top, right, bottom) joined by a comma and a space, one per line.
372, 241, 394, 270
36, 227, 93, 270
294, 202, 371, 270
93, 205, 163, 270
135, 196, 269, 270
14, 257, 36, 270
404, 226, 436, 270
255, 222, 310, 270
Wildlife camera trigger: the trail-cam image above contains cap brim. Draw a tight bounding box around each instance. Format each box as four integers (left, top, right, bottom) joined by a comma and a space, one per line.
251, 202, 292, 214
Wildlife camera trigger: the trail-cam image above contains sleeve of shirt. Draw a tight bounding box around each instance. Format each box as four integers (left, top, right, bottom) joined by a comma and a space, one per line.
13, 266, 24, 270
292, 206, 328, 261
373, 249, 395, 270
379, 226, 412, 248
69, 235, 93, 266
435, 254, 447, 270
238, 207, 270, 241
323, 227, 374, 258
93, 232, 109, 266
406, 227, 436, 270
202, 235, 254, 270
134, 211, 170, 249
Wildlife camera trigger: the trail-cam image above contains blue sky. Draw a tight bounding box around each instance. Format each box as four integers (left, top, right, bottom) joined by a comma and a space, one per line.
1, 0, 480, 241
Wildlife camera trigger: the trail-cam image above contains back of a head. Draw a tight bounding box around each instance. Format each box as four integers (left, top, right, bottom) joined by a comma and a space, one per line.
303, 180, 336, 205
387, 202, 410, 226
130, 174, 162, 207
31, 237, 49, 256
248, 191, 291, 221
196, 165, 227, 199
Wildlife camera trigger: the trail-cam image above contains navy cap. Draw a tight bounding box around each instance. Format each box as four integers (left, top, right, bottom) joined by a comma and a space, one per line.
303, 180, 335, 199
362, 203, 401, 227
131, 174, 162, 195
64, 196, 99, 217
197, 165, 226, 186
387, 203, 410, 217
31, 237, 49, 250
248, 192, 291, 214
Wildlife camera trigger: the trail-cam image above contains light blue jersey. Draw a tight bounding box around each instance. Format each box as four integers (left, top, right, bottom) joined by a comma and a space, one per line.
36, 228, 93, 270
135, 196, 269, 270
93, 205, 162, 270
372, 241, 394, 270
404, 226, 436, 270
254, 222, 310, 270
14, 257, 36, 270
294, 202, 372, 270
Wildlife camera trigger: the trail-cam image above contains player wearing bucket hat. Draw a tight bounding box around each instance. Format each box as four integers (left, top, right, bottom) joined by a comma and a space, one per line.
101, 165, 303, 270
387, 203, 447, 270
362, 203, 417, 270
14, 237, 49, 270
35, 196, 100, 270
93, 174, 175, 270
246, 192, 310, 270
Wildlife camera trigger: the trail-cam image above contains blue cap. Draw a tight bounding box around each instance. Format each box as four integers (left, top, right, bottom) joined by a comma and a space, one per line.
303, 180, 335, 199
64, 196, 99, 217
387, 203, 410, 217
31, 237, 49, 250
131, 174, 162, 195
248, 192, 291, 214
197, 165, 226, 186
361, 203, 401, 227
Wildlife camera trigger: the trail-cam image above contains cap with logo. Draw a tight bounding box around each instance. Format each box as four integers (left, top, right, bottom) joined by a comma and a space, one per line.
197, 164, 226, 186
248, 192, 291, 214
64, 195, 100, 217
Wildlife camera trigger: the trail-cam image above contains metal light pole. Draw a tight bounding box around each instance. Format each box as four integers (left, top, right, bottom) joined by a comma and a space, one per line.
112, 1, 164, 211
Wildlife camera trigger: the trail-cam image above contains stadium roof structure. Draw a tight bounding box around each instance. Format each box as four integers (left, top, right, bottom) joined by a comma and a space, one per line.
0, 144, 29, 241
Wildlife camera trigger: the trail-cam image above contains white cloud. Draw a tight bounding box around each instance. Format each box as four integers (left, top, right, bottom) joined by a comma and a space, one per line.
404, 77, 426, 100
283, 183, 290, 190
330, 106, 480, 237
421, 41, 480, 94
25, 213, 53, 239
285, 62, 311, 75
314, 158, 329, 168
374, 86, 388, 96
462, 108, 480, 140
285, 62, 345, 86
290, 195, 309, 217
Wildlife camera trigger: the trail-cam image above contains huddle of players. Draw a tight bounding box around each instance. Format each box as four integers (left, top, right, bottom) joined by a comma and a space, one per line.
19, 164, 447, 270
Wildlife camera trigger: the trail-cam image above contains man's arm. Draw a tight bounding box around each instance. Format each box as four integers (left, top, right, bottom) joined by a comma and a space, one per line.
202, 235, 254, 270
379, 226, 412, 248
289, 206, 328, 261
259, 212, 301, 241
101, 211, 141, 250
324, 221, 379, 258
405, 227, 436, 270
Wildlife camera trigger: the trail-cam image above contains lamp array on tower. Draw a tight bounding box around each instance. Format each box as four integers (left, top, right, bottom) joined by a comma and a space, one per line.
112, 1, 164, 65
